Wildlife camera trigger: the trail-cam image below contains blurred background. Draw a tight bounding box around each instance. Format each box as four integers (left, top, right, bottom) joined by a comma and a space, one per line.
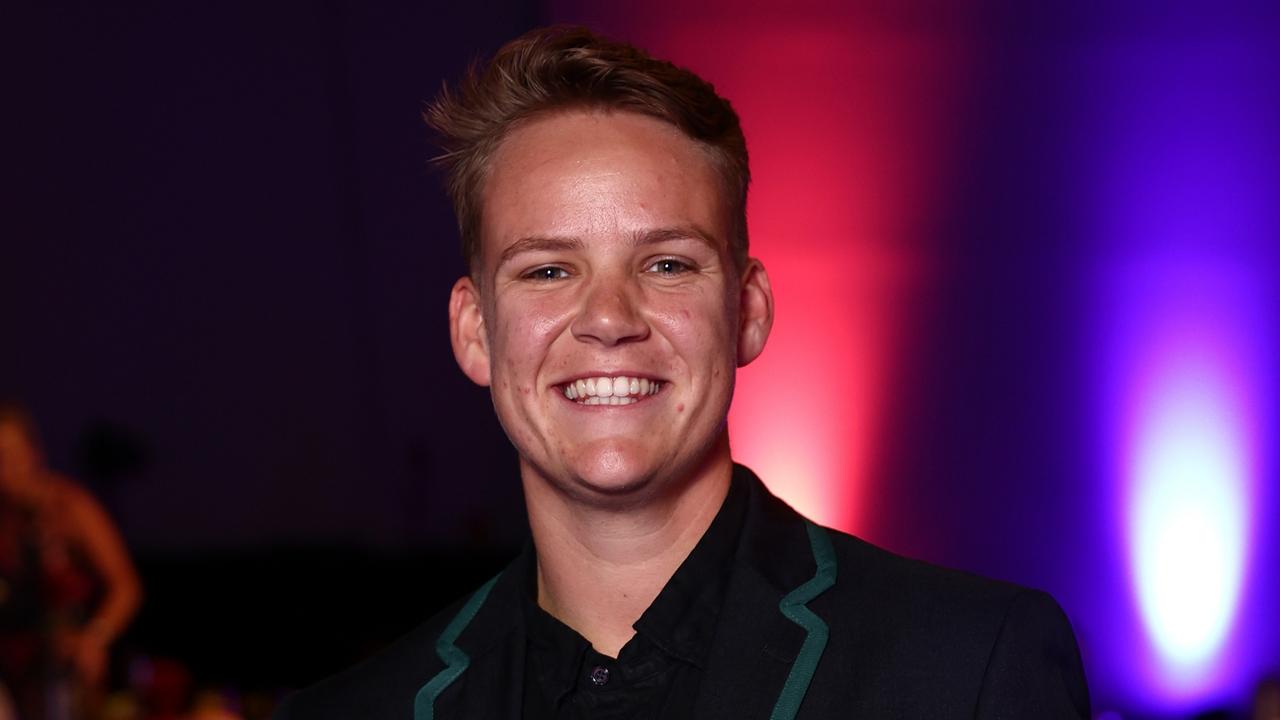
4, 1, 1278, 718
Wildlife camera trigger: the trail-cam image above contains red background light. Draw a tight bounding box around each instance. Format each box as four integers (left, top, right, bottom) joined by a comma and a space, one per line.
551, 2, 975, 533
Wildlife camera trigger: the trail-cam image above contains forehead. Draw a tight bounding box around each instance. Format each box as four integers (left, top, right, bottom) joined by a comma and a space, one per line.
478, 110, 730, 260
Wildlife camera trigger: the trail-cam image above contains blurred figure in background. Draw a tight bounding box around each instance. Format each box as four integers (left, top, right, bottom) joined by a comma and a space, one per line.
1256, 675, 1280, 720
0, 402, 142, 719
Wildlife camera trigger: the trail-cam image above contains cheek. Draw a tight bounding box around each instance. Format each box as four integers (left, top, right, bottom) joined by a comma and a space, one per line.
664, 315, 736, 426
491, 298, 569, 378
654, 301, 736, 365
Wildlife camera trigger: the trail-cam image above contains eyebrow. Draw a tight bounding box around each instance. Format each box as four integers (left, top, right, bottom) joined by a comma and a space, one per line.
497, 225, 722, 268
632, 225, 721, 251
497, 236, 585, 268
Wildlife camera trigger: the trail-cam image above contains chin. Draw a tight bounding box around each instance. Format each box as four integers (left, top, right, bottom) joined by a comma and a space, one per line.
561, 443, 667, 501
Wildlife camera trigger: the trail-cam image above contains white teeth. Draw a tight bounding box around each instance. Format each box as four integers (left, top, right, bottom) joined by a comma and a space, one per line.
561, 375, 662, 404
581, 396, 637, 406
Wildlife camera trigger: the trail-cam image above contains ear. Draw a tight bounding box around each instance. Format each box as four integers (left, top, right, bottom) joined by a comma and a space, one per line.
736, 258, 774, 367
449, 276, 491, 386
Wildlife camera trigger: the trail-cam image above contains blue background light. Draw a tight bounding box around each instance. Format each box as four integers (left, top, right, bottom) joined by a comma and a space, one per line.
1080, 12, 1280, 712
1127, 295, 1254, 690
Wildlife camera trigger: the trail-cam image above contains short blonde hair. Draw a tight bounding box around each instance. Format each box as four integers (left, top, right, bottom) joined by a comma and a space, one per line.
425, 26, 750, 272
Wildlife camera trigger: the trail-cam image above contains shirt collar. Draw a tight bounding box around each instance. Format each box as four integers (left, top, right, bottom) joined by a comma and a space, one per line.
518, 466, 749, 699
632, 468, 746, 667
520, 553, 588, 703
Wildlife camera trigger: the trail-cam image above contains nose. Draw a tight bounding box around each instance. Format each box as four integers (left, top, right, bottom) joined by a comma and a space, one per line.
570, 275, 650, 346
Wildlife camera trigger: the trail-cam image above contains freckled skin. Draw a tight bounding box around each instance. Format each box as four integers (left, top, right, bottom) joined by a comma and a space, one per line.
450, 110, 770, 505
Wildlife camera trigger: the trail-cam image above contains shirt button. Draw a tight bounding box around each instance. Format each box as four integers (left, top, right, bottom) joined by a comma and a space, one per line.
589, 665, 610, 686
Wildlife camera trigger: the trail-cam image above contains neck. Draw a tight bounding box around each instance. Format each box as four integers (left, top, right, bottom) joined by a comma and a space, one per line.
522, 434, 734, 658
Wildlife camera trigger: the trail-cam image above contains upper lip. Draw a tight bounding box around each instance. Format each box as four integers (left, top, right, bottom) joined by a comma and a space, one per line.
551, 371, 666, 387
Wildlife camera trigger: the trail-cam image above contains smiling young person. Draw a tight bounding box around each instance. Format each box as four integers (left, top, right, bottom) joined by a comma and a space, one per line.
277, 27, 1090, 719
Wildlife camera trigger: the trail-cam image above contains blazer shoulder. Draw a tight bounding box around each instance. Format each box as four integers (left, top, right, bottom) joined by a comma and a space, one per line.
817, 529, 1055, 667
974, 586, 1091, 717
273, 591, 474, 720
827, 529, 1025, 612
816, 529, 1089, 716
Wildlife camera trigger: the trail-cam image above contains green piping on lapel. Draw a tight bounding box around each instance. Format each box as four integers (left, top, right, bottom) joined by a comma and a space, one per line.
413, 573, 501, 720
770, 521, 837, 720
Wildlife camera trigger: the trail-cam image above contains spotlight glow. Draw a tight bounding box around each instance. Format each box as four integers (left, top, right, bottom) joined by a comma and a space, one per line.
1085, 27, 1279, 710
1128, 354, 1248, 677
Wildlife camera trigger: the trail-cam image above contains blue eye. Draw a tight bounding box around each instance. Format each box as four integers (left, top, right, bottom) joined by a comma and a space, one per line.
648, 258, 691, 275
524, 266, 570, 281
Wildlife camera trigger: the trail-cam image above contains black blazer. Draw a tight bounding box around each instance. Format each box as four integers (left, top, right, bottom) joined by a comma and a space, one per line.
277, 466, 1090, 719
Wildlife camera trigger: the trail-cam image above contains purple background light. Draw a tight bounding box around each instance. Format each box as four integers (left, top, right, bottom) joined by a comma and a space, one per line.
1076, 14, 1280, 715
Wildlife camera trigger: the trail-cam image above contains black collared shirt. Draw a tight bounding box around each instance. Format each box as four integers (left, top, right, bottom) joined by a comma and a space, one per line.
520, 476, 747, 720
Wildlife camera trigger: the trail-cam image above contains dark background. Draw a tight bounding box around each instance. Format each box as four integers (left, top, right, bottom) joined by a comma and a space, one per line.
6, 1, 1278, 717
9, 0, 539, 693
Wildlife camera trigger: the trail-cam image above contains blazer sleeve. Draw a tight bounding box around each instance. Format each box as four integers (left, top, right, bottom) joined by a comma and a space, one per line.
973, 589, 1091, 719
271, 696, 293, 720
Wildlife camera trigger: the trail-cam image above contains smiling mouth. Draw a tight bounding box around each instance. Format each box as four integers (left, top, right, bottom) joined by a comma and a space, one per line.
561, 375, 663, 406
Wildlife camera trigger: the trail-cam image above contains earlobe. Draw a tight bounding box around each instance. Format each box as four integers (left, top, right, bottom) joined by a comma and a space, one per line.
737, 258, 774, 367
449, 276, 492, 386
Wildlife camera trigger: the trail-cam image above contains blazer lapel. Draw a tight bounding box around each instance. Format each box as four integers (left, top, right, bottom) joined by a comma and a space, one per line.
693, 466, 836, 720
693, 562, 808, 720
432, 632, 525, 720
422, 552, 530, 720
